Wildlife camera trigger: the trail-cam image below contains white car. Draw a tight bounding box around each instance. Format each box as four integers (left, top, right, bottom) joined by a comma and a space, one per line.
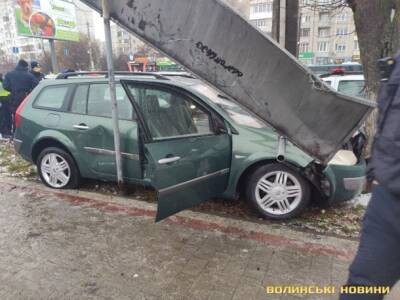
322, 73, 365, 98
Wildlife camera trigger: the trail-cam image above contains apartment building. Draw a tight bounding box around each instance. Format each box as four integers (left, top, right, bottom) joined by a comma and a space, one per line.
249, 0, 273, 35
298, 1, 359, 65
0, 0, 44, 61
249, 0, 359, 65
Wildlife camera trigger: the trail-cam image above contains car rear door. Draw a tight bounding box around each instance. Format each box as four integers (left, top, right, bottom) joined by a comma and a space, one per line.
65, 83, 142, 181
122, 81, 232, 221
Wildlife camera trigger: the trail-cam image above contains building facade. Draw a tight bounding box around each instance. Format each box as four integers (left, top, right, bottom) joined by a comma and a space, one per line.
248, 0, 359, 65
0, 0, 44, 62
110, 24, 145, 57
298, 0, 360, 65
249, 0, 273, 35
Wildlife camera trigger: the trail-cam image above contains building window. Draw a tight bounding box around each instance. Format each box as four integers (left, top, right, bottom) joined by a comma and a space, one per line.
318, 28, 330, 37
354, 40, 359, 51
300, 28, 310, 37
318, 41, 329, 52
300, 42, 309, 53
335, 43, 346, 52
336, 12, 347, 21
336, 27, 348, 36
253, 19, 268, 28
319, 13, 330, 23
301, 14, 311, 23
251, 2, 272, 14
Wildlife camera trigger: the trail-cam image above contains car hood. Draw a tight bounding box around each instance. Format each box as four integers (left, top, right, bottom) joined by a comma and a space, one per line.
80, 0, 375, 163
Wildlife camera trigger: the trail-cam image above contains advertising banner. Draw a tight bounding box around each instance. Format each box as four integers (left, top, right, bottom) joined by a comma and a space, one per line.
15, 0, 79, 41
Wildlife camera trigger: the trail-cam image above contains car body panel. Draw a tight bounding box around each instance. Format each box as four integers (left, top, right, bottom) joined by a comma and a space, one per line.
81, 0, 374, 163
324, 160, 366, 203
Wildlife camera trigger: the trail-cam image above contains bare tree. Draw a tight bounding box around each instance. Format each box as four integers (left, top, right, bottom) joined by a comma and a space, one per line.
302, 0, 400, 156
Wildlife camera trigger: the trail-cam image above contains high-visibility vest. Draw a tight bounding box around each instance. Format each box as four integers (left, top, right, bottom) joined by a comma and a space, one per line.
0, 81, 10, 97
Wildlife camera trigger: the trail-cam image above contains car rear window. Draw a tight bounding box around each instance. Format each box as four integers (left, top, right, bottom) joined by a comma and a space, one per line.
34, 85, 69, 110
338, 80, 366, 98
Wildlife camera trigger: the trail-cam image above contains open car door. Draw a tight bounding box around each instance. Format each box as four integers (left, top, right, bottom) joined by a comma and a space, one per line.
122, 80, 232, 221
80, 0, 374, 164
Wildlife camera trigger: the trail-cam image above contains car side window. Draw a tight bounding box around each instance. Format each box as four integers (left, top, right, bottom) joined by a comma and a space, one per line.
127, 85, 213, 139
34, 85, 69, 110
87, 83, 135, 120
71, 85, 88, 114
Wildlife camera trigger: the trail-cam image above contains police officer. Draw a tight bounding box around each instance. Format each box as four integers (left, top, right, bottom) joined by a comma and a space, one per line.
340, 56, 400, 299
3, 59, 38, 136
30, 61, 45, 81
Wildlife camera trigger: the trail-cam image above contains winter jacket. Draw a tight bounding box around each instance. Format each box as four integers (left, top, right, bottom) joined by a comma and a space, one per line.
370, 54, 400, 196
3, 62, 38, 110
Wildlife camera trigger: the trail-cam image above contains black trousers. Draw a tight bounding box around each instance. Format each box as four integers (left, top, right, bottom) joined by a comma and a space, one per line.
0, 99, 12, 137
340, 185, 400, 300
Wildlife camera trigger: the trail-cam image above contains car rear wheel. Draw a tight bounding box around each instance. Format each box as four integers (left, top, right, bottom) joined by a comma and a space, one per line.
37, 147, 79, 189
246, 163, 310, 219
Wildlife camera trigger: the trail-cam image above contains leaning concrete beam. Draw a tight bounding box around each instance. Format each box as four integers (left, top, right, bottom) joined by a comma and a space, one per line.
81, 0, 374, 163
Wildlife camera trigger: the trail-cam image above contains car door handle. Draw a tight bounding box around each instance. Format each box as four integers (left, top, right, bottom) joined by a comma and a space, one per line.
158, 156, 181, 165
73, 124, 90, 130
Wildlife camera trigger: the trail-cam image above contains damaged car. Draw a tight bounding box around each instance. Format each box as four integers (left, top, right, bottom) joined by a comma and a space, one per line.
14, 72, 367, 221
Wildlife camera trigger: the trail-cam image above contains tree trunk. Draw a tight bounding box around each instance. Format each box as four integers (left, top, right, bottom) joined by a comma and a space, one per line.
348, 0, 400, 156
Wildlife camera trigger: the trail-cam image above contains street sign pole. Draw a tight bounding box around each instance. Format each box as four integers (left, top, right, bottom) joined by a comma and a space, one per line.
102, 0, 124, 191
49, 39, 58, 73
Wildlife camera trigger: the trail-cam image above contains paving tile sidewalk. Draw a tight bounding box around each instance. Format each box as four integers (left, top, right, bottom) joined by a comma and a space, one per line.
0, 177, 398, 300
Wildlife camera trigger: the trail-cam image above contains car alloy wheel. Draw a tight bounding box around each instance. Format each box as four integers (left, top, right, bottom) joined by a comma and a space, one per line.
40, 153, 71, 188
255, 171, 302, 216
246, 163, 310, 219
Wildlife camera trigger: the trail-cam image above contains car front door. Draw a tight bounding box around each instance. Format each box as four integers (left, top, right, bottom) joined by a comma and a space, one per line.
122, 81, 232, 221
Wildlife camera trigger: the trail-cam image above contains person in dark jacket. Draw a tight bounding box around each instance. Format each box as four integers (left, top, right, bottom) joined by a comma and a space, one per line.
340, 56, 400, 300
3, 59, 38, 135
30, 61, 45, 81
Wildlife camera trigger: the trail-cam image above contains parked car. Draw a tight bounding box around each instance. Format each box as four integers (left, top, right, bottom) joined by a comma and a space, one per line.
13, 72, 366, 221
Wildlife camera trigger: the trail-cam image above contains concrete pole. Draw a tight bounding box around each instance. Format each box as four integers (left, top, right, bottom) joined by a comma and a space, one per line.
49, 39, 58, 73
279, 0, 286, 48
87, 21, 95, 71
102, 0, 124, 191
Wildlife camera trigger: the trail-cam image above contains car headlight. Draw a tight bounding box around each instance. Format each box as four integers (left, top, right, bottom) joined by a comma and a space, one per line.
328, 150, 357, 166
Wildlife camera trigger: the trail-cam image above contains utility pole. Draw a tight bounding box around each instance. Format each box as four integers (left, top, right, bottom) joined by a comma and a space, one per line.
102, 0, 124, 192
86, 21, 95, 71
49, 39, 59, 73
271, 0, 299, 57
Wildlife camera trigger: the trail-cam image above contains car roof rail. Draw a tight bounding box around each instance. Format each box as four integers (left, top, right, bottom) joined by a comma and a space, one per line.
55, 71, 169, 80
319, 70, 364, 78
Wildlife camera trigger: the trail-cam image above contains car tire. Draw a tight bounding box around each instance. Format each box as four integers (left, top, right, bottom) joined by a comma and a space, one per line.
245, 163, 310, 220
37, 147, 80, 189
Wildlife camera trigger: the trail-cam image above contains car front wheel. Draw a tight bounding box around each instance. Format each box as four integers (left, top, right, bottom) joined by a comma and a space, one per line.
246, 163, 310, 220
37, 147, 79, 189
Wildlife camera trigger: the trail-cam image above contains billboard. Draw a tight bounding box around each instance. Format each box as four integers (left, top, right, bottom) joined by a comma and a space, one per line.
14, 0, 79, 41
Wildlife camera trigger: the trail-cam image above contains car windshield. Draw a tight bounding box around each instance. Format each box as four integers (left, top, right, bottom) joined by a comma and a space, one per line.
192, 83, 267, 128
338, 80, 366, 97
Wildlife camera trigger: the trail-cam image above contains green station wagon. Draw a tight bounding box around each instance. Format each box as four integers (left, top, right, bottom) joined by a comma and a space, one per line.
14, 73, 366, 221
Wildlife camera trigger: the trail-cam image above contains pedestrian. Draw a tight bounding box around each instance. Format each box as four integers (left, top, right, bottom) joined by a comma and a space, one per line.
0, 73, 12, 139
3, 59, 38, 136
30, 61, 45, 81
340, 56, 400, 300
